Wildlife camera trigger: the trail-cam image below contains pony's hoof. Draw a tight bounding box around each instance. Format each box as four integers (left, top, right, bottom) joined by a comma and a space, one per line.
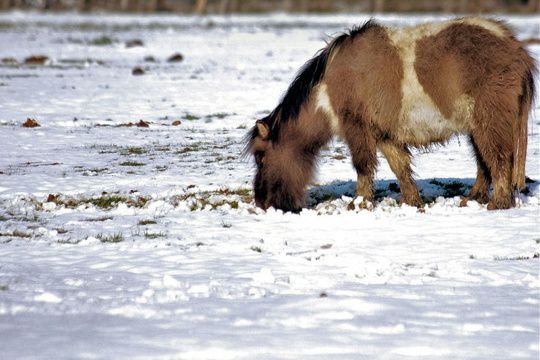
466, 192, 490, 205
486, 198, 514, 210
348, 197, 373, 211
401, 197, 424, 209
461, 193, 490, 208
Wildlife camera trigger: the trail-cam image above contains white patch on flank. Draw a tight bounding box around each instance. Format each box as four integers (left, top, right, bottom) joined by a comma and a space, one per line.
315, 83, 340, 135
386, 21, 475, 144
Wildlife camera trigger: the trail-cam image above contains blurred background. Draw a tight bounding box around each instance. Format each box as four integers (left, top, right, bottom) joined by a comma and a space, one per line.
0, 0, 538, 13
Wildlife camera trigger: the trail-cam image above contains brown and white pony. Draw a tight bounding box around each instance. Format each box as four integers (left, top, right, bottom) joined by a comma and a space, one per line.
246, 18, 536, 212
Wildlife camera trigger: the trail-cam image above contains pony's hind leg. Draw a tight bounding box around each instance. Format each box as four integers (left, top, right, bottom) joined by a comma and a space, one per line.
462, 136, 491, 206
378, 142, 423, 208
470, 128, 514, 210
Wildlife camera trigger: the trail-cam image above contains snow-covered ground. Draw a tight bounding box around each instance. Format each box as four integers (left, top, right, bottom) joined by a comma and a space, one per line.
0, 12, 539, 359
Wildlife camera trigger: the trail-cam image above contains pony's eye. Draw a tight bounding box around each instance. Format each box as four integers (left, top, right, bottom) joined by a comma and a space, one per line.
254, 151, 264, 168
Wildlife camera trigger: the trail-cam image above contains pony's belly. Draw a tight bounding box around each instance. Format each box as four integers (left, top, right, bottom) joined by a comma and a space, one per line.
396, 94, 474, 144
398, 104, 460, 144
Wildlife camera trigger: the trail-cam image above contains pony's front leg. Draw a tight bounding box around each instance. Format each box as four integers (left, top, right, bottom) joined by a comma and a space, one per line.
356, 173, 374, 201
342, 121, 378, 206
378, 142, 423, 208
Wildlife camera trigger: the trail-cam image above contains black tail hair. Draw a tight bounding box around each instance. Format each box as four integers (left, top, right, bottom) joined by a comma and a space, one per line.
250, 19, 380, 143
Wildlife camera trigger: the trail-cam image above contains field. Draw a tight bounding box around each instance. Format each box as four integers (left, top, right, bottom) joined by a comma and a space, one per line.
0, 12, 539, 359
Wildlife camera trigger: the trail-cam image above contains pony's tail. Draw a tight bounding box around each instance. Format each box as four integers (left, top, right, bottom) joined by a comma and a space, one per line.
512, 66, 535, 190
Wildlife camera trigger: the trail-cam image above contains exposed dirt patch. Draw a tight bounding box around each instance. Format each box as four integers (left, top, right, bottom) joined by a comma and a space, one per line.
126, 39, 144, 48
113, 120, 150, 128
22, 118, 40, 128
132, 66, 145, 75
24, 55, 49, 65
167, 53, 184, 62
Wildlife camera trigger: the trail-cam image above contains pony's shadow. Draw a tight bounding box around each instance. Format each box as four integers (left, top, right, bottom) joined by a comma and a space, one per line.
307, 177, 539, 208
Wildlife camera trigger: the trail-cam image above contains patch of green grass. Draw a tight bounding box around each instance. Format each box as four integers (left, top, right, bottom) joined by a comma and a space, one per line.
212, 155, 234, 162
207, 112, 230, 119
91, 195, 129, 209
154, 145, 171, 152
138, 219, 157, 225
58, 58, 105, 66
0, 230, 32, 238
49, 194, 147, 210
120, 161, 145, 167
176, 144, 202, 154
189, 201, 199, 211
173, 187, 251, 210
0, 22, 15, 30
0, 74, 38, 79
217, 199, 239, 209
184, 113, 200, 121
97, 233, 124, 243
144, 231, 166, 239
494, 254, 539, 261
91, 144, 119, 154
89, 35, 115, 46
154, 165, 168, 172
189, 198, 239, 211
81, 167, 109, 176
215, 187, 251, 197
121, 147, 147, 156
85, 216, 114, 222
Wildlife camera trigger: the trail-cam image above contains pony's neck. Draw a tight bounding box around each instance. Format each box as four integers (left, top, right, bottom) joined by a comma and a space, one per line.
277, 106, 334, 179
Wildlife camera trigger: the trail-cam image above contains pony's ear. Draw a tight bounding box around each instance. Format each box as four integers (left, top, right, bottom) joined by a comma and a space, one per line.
256, 120, 270, 140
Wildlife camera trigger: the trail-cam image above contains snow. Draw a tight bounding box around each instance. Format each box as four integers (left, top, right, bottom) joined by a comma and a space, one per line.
0, 11, 539, 359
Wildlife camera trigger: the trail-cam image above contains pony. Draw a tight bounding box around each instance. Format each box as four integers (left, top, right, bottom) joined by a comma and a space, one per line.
246, 18, 536, 212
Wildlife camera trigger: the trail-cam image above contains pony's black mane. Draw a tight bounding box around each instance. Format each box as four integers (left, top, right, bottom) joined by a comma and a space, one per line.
249, 19, 380, 143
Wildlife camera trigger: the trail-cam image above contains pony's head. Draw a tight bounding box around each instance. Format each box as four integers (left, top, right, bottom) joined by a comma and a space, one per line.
246, 119, 305, 213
